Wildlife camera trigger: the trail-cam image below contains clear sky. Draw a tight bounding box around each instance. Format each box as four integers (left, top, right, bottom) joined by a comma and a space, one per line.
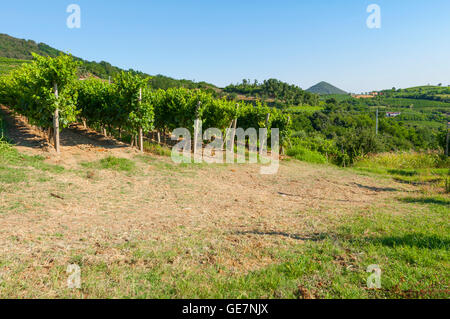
1, 0, 449, 93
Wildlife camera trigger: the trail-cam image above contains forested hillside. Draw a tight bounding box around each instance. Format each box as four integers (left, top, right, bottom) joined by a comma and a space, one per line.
0, 33, 216, 90
306, 81, 347, 95
224, 78, 319, 106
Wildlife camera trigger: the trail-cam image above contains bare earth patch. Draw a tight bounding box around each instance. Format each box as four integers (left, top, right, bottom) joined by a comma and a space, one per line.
0, 108, 421, 298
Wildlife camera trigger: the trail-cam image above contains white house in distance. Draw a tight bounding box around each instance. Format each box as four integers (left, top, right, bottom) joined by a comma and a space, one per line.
386, 112, 401, 117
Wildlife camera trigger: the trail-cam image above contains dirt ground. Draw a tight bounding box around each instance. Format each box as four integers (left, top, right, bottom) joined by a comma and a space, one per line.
0, 106, 418, 297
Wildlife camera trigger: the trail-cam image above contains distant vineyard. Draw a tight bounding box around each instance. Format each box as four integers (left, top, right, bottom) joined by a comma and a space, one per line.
364, 97, 450, 109
0, 57, 31, 76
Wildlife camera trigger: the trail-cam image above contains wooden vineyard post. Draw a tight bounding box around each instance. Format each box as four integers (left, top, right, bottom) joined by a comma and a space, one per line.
446, 121, 449, 157
282, 115, 290, 156
138, 88, 144, 153
376, 108, 379, 135
53, 83, 60, 153
261, 113, 270, 157
230, 103, 239, 153
139, 128, 144, 152
193, 101, 201, 160
221, 120, 233, 150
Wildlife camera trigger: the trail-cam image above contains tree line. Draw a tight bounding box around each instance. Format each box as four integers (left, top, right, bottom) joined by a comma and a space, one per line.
224, 78, 319, 107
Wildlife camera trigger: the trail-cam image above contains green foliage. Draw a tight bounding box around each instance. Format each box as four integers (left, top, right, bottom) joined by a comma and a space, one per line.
76, 78, 119, 128
287, 94, 448, 166
0, 57, 31, 76
76, 73, 154, 135
286, 145, 327, 164
152, 88, 291, 141
0, 33, 60, 60
148, 74, 216, 90
0, 33, 218, 88
143, 141, 172, 157
224, 78, 319, 106
380, 85, 450, 103
82, 156, 136, 172
0, 53, 80, 129
114, 72, 154, 134
153, 87, 207, 133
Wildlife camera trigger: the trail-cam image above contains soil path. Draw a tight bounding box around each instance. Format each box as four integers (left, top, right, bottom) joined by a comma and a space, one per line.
0, 105, 138, 167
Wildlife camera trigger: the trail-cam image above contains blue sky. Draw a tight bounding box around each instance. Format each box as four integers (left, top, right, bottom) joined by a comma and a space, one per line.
1, 0, 449, 92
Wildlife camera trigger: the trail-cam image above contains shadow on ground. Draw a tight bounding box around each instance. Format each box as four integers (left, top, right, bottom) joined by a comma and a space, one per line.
353, 183, 398, 192
371, 233, 450, 250
233, 230, 326, 241
1, 105, 128, 150
399, 196, 450, 206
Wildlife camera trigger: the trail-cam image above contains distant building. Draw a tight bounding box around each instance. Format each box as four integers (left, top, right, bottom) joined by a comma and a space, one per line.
386, 112, 401, 117
351, 91, 380, 99
352, 94, 373, 99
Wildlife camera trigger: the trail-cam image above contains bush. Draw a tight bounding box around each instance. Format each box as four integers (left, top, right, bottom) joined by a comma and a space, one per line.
143, 141, 171, 157
286, 145, 327, 164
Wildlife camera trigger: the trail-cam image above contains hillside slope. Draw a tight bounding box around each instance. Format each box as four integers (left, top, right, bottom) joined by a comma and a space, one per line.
307, 81, 347, 95
0, 33, 215, 89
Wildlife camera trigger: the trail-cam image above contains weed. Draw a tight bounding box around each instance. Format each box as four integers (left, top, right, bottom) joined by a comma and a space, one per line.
82, 156, 136, 172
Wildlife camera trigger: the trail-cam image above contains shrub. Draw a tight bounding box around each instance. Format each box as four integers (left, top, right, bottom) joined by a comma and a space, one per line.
286, 145, 327, 164
143, 141, 171, 157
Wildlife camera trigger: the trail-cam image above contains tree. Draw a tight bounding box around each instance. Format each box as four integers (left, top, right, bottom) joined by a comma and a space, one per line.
0, 53, 80, 152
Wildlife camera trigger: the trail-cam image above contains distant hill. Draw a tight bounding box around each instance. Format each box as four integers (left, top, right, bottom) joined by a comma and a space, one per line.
307, 81, 347, 95
0, 33, 216, 90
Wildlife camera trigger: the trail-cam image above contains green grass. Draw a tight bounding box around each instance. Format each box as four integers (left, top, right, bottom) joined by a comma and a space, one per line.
22, 194, 446, 299
81, 156, 136, 172
0, 165, 27, 184
353, 152, 450, 189
354, 152, 449, 170
286, 145, 327, 164
0, 139, 64, 174
143, 141, 172, 157
0, 130, 65, 195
